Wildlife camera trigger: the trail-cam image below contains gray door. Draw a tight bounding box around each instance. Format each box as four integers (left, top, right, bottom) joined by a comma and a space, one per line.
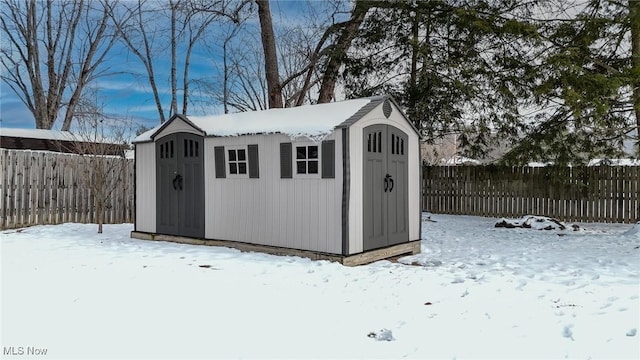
363, 125, 409, 251
156, 133, 205, 238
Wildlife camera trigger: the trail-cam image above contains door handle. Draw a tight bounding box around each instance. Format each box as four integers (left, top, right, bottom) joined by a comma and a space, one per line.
384, 174, 393, 192
173, 174, 183, 191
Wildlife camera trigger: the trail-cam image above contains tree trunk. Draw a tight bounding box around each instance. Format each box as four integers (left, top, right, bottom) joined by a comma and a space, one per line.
97, 201, 103, 234
256, 0, 283, 108
182, 48, 190, 115
170, 0, 179, 117
223, 39, 230, 113
630, 0, 640, 155
409, 7, 419, 106
404, 5, 422, 128
317, 1, 368, 103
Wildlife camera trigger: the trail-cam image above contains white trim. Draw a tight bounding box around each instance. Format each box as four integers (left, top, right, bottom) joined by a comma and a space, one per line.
225, 145, 249, 179
292, 142, 321, 179
135, 143, 156, 233
347, 100, 421, 254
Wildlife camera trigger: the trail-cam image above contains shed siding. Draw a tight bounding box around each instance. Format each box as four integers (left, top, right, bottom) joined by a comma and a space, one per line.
204, 133, 343, 254
347, 102, 421, 254
135, 142, 156, 232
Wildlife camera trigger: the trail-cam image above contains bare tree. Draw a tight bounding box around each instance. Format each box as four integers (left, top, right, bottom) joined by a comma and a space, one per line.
201, 35, 268, 112
70, 91, 132, 233
218, 19, 264, 113
200, 19, 316, 112
204, 0, 356, 111
0, 0, 118, 130
248, 0, 371, 106
110, 0, 244, 123
421, 135, 459, 165
109, 0, 170, 123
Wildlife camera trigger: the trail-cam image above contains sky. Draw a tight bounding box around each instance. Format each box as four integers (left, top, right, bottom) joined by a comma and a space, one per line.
0, 0, 338, 132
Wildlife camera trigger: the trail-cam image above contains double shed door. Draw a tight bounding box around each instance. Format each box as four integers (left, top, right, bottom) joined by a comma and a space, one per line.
156, 133, 205, 238
363, 125, 409, 251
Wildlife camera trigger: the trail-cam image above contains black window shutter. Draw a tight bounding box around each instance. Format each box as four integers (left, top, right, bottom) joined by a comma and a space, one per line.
280, 142, 292, 178
248, 144, 259, 178
321, 140, 335, 179
214, 146, 226, 178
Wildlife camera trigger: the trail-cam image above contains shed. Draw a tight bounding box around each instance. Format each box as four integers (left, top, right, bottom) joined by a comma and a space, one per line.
131, 95, 421, 265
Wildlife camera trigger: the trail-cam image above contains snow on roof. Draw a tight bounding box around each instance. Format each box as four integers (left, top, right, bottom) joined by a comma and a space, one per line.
134, 97, 376, 143
527, 159, 640, 167
588, 159, 640, 166
441, 156, 481, 165
0, 127, 124, 144
0, 127, 77, 141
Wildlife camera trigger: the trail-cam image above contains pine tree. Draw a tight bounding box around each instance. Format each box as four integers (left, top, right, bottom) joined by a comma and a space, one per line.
344, 0, 540, 160
503, 0, 638, 165
342, 0, 638, 165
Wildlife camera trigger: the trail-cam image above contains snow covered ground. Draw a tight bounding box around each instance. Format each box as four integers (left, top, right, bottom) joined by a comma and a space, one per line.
2, 214, 638, 359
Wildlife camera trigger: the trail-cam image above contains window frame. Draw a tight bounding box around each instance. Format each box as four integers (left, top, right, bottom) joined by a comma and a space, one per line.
226, 145, 249, 178
293, 143, 321, 179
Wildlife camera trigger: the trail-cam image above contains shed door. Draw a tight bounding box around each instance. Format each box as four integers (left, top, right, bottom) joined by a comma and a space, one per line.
156, 133, 204, 238
363, 125, 409, 251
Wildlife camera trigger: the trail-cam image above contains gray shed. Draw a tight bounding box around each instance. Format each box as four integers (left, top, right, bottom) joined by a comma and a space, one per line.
131, 95, 421, 265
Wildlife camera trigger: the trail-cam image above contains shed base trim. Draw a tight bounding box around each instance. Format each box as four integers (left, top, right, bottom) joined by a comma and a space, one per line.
130, 231, 420, 266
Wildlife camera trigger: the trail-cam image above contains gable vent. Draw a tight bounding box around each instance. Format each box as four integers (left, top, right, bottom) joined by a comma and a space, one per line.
383, 99, 392, 118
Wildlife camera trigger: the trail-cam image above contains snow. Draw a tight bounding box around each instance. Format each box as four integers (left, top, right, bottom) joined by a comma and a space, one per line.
0, 128, 77, 141
528, 159, 640, 167
440, 156, 481, 165
134, 97, 374, 143
624, 222, 640, 236
0, 128, 130, 146
2, 214, 638, 359
588, 159, 640, 166
495, 215, 580, 231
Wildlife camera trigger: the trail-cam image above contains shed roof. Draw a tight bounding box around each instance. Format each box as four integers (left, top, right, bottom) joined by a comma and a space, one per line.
135, 95, 415, 143
0, 128, 78, 142
0, 127, 128, 156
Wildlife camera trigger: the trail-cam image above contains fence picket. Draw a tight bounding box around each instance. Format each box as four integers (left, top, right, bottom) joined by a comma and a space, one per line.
423, 165, 639, 223
0, 149, 134, 229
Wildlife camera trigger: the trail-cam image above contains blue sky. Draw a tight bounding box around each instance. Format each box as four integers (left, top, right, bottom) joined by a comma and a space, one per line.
0, 0, 344, 131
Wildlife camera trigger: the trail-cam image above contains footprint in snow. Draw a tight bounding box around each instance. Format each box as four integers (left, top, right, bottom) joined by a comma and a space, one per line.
626, 328, 637, 337
562, 325, 574, 341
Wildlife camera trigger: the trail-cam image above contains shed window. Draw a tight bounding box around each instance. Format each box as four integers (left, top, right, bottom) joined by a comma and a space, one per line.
296, 145, 318, 174
228, 148, 247, 175
183, 139, 199, 158
160, 140, 174, 159
216, 144, 259, 179
367, 131, 383, 153
282, 141, 333, 179
391, 134, 404, 155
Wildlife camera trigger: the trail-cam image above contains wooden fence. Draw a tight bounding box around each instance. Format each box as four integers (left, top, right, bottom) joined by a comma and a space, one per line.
423, 165, 640, 223
0, 149, 134, 229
